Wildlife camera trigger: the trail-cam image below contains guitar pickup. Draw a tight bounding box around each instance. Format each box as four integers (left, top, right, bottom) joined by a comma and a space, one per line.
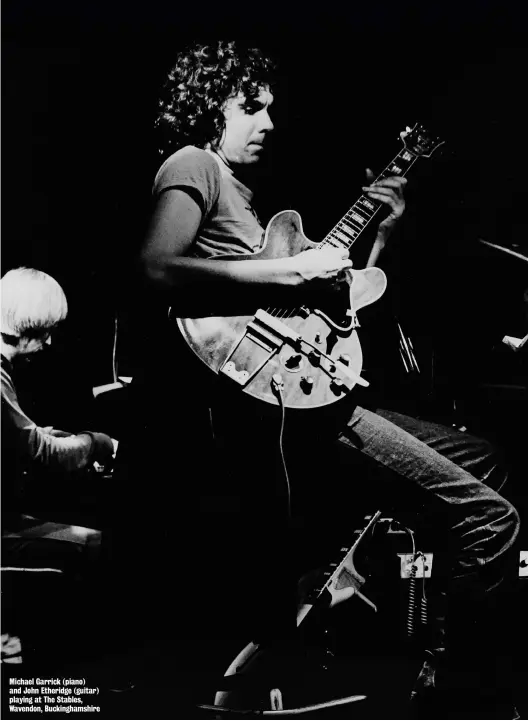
220, 310, 300, 387
253, 309, 302, 345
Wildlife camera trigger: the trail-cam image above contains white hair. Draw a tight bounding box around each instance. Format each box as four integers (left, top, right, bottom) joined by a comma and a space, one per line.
1, 267, 68, 338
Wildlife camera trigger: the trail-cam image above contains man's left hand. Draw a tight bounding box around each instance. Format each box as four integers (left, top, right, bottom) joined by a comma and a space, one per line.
363, 169, 407, 238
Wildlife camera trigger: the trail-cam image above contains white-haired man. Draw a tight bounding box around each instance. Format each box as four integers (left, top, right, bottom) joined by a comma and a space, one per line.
1, 267, 115, 515
1, 267, 118, 667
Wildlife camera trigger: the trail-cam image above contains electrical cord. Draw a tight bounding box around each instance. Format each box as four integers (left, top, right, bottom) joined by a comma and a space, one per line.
420, 585, 428, 628
208, 406, 217, 445
207, 377, 292, 520
271, 375, 292, 519
405, 527, 418, 638
407, 562, 418, 638
398, 526, 429, 637
112, 314, 118, 383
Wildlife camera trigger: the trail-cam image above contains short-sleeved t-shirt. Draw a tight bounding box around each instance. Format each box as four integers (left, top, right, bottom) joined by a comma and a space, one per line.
152, 146, 265, 258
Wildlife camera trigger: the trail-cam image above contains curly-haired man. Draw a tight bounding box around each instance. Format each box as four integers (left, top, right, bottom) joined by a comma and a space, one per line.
155, 41, 276, 158
111, 41, 519, 716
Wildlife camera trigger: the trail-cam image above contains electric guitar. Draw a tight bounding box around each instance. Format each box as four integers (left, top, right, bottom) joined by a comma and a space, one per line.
175, 124, 444, 409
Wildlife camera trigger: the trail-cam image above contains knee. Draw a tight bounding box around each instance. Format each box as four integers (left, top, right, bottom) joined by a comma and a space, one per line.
479, 440, 510, 492
494, 497, 521, 547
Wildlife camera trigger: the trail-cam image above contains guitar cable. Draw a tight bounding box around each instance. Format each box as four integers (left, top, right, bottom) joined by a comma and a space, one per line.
271, 375, 292, 519
207, 382, 292, 520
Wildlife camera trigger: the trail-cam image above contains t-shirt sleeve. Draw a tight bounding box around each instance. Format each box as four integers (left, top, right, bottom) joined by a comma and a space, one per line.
152, 148, 221, 218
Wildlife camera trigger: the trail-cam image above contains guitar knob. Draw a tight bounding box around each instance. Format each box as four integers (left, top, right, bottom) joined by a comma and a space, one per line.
300, 376, 314, 393
337, 353, 351, 366
314, 333, 322, 344
284, 353, 303, 370
331, 379, 346, 395
308, 351, 321, 366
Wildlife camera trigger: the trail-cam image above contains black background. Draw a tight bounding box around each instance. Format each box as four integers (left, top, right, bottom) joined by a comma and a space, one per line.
2, 0, 528, 425
2, 2, 528, 712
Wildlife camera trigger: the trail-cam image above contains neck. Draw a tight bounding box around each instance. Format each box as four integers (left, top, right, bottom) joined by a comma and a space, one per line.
213, 147, 233, 170
208, 146, 257, 188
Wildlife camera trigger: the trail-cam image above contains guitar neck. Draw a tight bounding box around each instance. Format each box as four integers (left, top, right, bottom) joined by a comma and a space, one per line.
320, 147, 420, 253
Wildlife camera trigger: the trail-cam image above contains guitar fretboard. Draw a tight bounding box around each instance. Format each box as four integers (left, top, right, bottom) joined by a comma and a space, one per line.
321, 148, 419, 252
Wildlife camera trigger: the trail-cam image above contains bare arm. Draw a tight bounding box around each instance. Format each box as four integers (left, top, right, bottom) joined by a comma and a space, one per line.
363, 170, 407, 268
141, 190, 298, 290
366, 237, 387, 269
140, 189, 352, 292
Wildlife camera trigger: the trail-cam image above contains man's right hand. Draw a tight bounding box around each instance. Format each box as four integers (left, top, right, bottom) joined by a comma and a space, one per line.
288, 247, 353, 286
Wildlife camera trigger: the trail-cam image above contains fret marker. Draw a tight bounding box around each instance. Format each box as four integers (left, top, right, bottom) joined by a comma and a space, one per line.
391, 164, 402, 174
402, 151, 413, 161
350, 212, 366, 225
333, 229, 352, 244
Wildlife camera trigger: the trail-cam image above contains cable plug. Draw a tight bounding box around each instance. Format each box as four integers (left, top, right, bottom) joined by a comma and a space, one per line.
271, 373, 284, 392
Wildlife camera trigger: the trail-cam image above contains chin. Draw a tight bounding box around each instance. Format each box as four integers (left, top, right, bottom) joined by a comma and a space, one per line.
233, 152, 261, 167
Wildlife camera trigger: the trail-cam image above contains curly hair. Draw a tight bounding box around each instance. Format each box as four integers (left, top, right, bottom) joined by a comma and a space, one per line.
155, 41, 276, 157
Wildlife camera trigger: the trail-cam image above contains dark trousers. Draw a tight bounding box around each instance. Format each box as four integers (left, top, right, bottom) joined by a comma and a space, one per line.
105, 375, 520, 688
336, 407, 519, 651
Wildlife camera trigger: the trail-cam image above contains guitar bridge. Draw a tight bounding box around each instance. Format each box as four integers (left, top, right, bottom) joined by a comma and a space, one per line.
220, 310, 301, 387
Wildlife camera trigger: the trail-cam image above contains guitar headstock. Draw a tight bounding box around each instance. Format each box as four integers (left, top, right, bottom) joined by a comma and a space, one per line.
399, 123, 445, 158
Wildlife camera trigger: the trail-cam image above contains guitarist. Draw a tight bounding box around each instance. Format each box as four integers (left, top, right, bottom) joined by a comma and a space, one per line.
110, 41, 520, 716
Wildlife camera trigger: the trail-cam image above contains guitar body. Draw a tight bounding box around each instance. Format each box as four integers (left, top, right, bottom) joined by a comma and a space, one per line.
175, 125, 444, 409
177, 210, 387, 409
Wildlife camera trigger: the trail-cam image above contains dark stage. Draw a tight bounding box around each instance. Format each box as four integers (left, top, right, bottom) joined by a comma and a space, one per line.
2, 1, 527, 718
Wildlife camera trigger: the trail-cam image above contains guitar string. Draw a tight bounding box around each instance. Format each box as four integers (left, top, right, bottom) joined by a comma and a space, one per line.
263, 151, 419, 321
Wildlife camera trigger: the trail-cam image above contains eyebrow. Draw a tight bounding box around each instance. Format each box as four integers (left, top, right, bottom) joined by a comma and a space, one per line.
242, 94, 274, 109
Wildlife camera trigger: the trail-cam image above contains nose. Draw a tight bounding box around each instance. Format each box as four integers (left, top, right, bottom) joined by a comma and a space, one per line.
259, 109, 274, 133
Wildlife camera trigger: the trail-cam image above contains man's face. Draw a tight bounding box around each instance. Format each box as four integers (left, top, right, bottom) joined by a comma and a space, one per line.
18, 331, 52, 356
218, 86, 274, 166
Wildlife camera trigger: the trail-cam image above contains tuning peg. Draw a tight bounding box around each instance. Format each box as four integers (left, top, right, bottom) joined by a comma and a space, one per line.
399, 125, 413, 141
